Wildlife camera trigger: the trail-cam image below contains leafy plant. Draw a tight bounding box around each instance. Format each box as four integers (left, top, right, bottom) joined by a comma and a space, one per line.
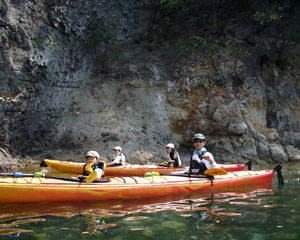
176, 35, 222, 55
230, 49, 251, 59
24, 83, 31, 90
142, 120, 147, 130
120, 57, 130, 64
85, 26, 117, 51
253, 11, 282, 25
34, 39, 60, 50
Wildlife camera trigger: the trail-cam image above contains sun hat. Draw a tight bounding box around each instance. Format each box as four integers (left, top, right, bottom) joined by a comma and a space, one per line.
85, 151, 100, 159
114, 146, 122, 151
166, 143, 175, 149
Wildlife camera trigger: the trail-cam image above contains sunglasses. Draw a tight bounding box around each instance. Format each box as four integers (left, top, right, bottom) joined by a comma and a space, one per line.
193, 139, 205, 143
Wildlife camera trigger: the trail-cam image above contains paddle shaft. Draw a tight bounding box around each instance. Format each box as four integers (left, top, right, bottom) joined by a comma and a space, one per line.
0, 172, 81, 182
162, 173, 212, 178
0, 172, 109, 183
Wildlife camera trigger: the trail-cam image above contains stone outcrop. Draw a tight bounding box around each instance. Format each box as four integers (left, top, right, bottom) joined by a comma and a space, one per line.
0, 0, 299, 169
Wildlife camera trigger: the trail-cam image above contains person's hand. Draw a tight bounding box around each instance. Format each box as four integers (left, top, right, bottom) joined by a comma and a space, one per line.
203, 155, 213, 164
78, 175, 86, 182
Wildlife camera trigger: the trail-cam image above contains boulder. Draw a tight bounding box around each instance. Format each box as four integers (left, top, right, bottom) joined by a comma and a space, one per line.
269, 144, 288, 163
285, 145, 300, 162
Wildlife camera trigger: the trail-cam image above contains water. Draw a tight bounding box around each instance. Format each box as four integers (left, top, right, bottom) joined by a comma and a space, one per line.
0, 163, 299, 240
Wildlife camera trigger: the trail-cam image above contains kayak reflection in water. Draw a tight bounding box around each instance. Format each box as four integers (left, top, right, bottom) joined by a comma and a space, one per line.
163, 143, 182, 168
82, 151, 105, 181
106, 146, 126, 167
185, 133, 219, 174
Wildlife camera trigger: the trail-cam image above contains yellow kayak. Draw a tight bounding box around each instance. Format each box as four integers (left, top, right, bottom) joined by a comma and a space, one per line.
43, 159, 245, 176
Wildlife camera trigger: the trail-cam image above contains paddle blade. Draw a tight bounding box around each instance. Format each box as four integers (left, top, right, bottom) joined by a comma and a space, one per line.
86, 171, 98, 184
204, 168, 228, 175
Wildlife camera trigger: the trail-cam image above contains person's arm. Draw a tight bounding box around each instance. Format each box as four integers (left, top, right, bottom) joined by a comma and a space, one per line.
202, 153, 215, 164
94, 168, 103, 180
106, 162, 114, 167
121, 155, 125, 166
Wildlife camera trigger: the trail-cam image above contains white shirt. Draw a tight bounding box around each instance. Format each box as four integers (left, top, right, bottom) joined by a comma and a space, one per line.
192, 151, 218, 169
184, 149, 218, 173
113, 153, 125, 165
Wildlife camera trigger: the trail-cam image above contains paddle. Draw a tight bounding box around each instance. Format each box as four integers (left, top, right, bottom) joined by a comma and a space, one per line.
0, 171, 102, 183
163, 168, 228, 178
0, 172, 82, 182
204, 168, 227, 175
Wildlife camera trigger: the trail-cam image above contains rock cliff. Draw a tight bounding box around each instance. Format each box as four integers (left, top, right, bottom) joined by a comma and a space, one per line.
1, 0, 300, 170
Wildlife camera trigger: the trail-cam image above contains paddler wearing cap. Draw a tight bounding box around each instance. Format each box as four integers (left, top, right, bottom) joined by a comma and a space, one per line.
83, 150, 106, 180
106, 146, 126, 167
185, 133, 219, 174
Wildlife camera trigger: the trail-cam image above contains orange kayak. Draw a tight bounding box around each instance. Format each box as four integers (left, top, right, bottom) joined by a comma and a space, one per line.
0, 184, 273, 217
0, 170, 273, 203
43, 159, 245, 176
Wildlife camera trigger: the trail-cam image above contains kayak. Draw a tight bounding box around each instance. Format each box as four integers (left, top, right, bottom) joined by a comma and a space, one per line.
43, 159, 245, 176
0, 184, 273, 217
0, 170, 273, 203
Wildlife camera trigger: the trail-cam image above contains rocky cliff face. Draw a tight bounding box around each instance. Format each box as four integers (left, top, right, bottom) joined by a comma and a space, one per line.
0, 0, 300, 170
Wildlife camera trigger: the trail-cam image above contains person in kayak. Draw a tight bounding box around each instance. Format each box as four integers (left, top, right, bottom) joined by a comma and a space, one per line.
185, 133, 218, 174
165, 143, 182, 168
106, 146, 126, 167
82, 150, 105, 180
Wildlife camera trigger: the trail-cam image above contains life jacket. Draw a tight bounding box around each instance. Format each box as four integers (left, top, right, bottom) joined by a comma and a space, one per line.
189, 150, 208, 174
83, 162, 106, 179
168, 151, 181, 168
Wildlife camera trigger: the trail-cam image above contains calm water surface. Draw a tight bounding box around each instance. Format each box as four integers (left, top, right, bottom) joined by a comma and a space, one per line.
0, 163, 299, 240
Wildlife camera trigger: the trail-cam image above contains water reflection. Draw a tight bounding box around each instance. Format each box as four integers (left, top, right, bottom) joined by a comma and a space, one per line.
0, 184, 273, 237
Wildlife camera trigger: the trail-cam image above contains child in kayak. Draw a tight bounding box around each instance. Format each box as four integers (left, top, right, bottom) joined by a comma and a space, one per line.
185, 133, 218, 174
164, 143, 182, 168
83, 151, 105, 180
106, 146, 126, 167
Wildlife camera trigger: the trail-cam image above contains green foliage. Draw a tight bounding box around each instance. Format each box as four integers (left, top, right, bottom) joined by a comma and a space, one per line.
253, 3, 300, 42
176, 35, 221, 54
85, 26, 117, 51
142, 120, 147, 130
230, 49, 251, 59
120, 56, 131, 64
203, 42, 221, 53
98, 107, 102, 113
252, 2, 300, 64
34, 39, 60, 50
24, 83, 31, 90
61, 41, 70, 50
34, 39, 44, 49
253, 11, 282, 25
159, 0, 185, 10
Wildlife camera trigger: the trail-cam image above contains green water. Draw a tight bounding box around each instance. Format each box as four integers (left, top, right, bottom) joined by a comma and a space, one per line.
0, 163, 299, 240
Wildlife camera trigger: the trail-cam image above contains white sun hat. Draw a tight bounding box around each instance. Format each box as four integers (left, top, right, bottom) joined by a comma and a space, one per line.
114, 146, 122, 151
166, 143, 175, 149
